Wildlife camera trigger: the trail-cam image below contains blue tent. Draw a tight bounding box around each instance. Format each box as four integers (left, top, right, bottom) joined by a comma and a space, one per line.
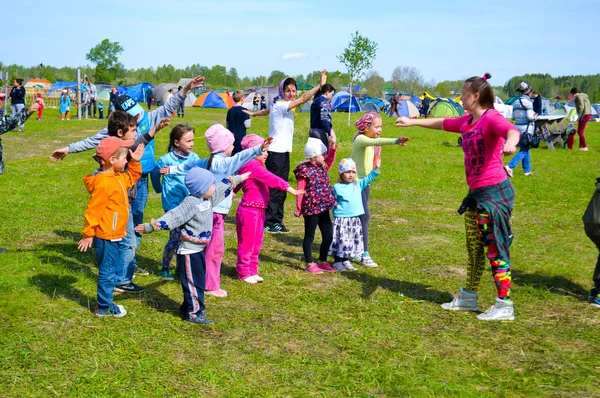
125, 82, 155, 103
48, 82, 78, 95
330, 91, 360, 112
360, 96, 384, 109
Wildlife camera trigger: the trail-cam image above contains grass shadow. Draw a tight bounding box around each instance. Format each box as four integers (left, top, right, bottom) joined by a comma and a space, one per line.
512, 269, 589, 301
341, 271, 454, 303
29, 273, 93, 311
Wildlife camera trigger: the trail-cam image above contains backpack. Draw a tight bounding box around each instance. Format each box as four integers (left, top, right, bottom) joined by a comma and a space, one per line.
517, 98, 540, 148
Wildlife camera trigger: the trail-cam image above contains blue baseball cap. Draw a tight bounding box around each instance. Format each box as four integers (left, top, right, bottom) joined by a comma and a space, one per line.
115, 95, 144, 117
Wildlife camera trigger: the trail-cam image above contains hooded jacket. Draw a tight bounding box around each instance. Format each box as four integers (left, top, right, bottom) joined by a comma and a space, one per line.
82, 161, 142, 239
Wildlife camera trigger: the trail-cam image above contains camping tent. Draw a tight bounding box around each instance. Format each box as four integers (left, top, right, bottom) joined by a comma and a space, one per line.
243, 92, 260, 110
25, 79, 51, 91
184, 92, 196, 107
428, 99, 463, 118
361, 102, 380, 113
330, 91, 360, 112
396, 100, 420, 118
193, 91, 233, 109
360, 97, 384, 110
125, 82, 154, 103
153, 83, 178, 105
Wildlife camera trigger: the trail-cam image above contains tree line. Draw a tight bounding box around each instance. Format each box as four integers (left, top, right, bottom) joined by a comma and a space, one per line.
2, 60, 598, 102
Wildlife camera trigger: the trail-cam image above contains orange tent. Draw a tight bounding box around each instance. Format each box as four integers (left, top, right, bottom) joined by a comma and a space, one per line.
193, 91, 233, 109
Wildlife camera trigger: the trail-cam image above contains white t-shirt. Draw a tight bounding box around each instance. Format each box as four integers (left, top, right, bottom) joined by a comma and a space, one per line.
268, 101, 294, 153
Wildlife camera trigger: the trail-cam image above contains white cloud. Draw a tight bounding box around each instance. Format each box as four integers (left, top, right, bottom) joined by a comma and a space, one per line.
280, 53, 308, 60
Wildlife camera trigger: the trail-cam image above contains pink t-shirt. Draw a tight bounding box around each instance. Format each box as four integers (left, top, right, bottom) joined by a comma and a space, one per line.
443, 109, 515, 189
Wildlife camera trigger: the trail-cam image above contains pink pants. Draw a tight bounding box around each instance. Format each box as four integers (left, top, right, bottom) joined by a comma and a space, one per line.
236, 205, 265, 280
568, 114, 590, 149
204, 212, 226, 291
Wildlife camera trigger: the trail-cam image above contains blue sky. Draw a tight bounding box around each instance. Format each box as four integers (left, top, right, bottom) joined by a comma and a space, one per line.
4, 0, 598, 85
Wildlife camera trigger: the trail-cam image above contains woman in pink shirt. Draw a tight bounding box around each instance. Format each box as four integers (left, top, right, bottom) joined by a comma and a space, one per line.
234, 134, 304, 284
396, 73, 520, 321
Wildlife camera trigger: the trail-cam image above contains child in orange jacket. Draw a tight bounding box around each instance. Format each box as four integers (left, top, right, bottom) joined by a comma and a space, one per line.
78, 137, 144, 317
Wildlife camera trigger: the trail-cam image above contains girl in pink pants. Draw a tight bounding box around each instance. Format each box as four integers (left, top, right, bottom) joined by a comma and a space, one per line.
234, 134, 304, 284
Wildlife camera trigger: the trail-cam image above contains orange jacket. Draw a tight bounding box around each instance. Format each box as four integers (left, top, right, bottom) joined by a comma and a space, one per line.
82, 161, 141, 240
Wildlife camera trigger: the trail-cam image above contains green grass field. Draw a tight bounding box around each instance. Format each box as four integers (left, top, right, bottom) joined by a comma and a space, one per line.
1, 106, 600, 397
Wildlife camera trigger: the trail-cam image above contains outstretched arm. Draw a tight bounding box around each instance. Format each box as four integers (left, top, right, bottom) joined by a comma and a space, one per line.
287, 70, 327, 111
395, 116, 444, 130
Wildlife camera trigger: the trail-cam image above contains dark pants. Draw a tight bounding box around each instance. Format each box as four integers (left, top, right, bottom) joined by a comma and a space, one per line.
177, 102, 185, 117
585, 223, 600, 290
177, 251, 206, 319
88, 99, 97, 117
359, 185, 370, 252
147, 99, 152, 110
303, 211, 333, 263
265, 151, 289, 226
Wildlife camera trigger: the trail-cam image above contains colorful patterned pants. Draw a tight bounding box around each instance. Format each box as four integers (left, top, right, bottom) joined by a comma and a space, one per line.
464, 208, 512, 300
162, 228, 181, 271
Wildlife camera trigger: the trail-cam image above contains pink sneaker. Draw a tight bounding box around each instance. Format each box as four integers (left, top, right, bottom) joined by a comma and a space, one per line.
205, 289, 228, 298
306, 263, 323, 274
316, 262, 335, 272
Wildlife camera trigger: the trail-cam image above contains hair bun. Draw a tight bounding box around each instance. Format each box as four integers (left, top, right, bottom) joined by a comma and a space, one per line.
482, 73, 492, 81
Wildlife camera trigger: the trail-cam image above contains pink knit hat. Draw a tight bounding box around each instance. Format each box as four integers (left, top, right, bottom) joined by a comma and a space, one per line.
204, 124, 235, 154
241, 134, 265, 150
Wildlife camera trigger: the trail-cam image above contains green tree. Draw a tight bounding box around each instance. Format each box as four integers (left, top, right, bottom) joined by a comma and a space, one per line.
268, 70, 286, 86
337, 31, 378, 124
86, 39, 124, 83
362, 70, 385, 98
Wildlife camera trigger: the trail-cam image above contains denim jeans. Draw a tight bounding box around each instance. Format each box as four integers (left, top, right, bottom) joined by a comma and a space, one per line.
94, 237, 126, 310
508, 145, 531, 173
116, 176, 148, 284
116, 214, 136, 285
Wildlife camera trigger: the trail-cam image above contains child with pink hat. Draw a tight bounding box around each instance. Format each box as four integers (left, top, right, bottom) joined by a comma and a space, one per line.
159, 124, 272, 297
234, 134, 304, 283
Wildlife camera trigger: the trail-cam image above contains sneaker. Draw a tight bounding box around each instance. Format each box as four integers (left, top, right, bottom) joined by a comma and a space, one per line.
159, 270, 175, 281
332, 262, 346, 272
242, 276, 258, 284
185, 313, 214, 325
504, 165, 514, 178
589, 288, 599, 303
96, 304, 127, 317
441, 288, 478, 311
114, 283, 144, 294
264, 224, 280, 234
254, 275, 264, 282
476, 297, 515, 321
306, 263, 324, 274
350, 256, 362, 263
591, 295, 600, 308
278, 223, 291, 233
342, 261, 357, 271
206, 289, 228, 298
523, 172, 533, 176
135, 265, 149, 275
316, 262, 336, 272
361, 254, 378, 268
579, 147, 589, 151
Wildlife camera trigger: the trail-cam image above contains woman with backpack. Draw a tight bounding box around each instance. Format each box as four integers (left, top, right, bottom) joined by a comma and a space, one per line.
505, 82, 537, 177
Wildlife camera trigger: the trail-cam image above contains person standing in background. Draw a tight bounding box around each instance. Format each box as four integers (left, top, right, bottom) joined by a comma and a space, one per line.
9, 79, 26, 132
532, 92, 543, 116
86, 77, 98, 117
568, 87, 591, 151
146, 87, 153, 110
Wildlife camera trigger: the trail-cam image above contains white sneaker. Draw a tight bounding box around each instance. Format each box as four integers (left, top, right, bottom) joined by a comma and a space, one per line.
332, 262, 346, 272
254, 275, 264, 282
579, 147, 589, 151
342, 261, 357, 271
504, 165, 513, 178
441, 288, 478, 311
476, 297, 515, 321
241, 276, 258, 284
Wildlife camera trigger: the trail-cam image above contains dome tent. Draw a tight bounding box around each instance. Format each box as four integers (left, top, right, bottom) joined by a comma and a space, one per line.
153, 83, 178, 105
396, 100, 420, 118
428, 99, 462, 118
330, 91, 360, 112
193, 91, 233, 109
125, 82, 154, 103
361, 102, 380, 112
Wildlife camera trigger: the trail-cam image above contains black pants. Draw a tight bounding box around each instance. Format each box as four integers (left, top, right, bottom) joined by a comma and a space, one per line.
88, 99, 97, 117
147, 99, 152, 110
359, 185, 370, 252
303, 211, 333, 263
177, 251, 206, 319
265, 151, 289, 226
585, 223, 600, 290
